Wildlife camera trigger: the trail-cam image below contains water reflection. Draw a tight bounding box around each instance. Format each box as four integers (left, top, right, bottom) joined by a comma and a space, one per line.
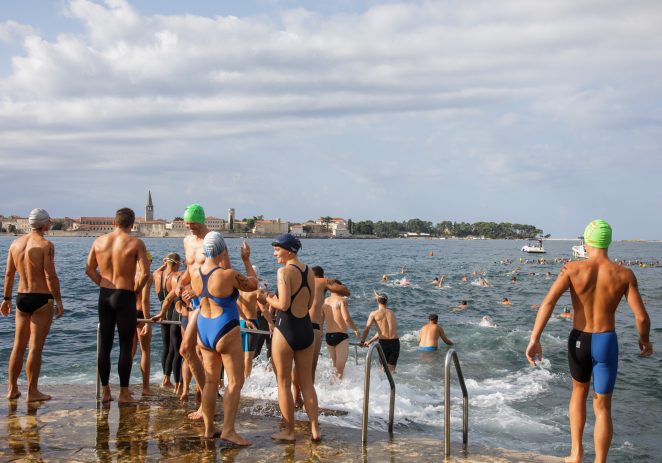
5, 400, 44, 458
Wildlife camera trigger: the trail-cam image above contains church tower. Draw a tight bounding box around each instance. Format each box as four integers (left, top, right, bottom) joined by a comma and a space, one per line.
146, 191, 154, 221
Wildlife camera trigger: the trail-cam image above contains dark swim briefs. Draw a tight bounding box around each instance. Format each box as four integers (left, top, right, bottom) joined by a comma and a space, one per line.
568, 329, 618, 394
378, 338, 400, 366
16, 293, 53, 314
326, 332, 349, 347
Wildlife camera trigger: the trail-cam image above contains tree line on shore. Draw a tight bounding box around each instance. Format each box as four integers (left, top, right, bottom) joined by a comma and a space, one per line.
347, 219, 541, 239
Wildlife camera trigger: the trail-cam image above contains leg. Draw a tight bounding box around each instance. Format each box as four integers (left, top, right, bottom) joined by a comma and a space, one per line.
97, 295, 116, 403
161, 323, 173, 388
26, 303, 54, 401
7, 310, 32, 399
294, 344, 320, 441
271, 330, 296, 441
566, 379, 589, 463
244, 351, 253, 379
138, 325, 152, 394
311, 329, 322, 381
335, 340, 349, 379
592, 392, 613, 463
199, 346, 221, 438
170, 324, 183, 386
116, 302, 137, 404
326, 343, 337, 372
179, 310, 205, 396
219, 328, 250, 446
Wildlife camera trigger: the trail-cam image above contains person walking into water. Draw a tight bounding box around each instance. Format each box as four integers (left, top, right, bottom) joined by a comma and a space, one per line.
322, 291, 360, 379
2, 208, 64, 402
360, 292, 400, 373
86, 207, 151, 404
525, 220, 652, 463
418, 313, 453, 351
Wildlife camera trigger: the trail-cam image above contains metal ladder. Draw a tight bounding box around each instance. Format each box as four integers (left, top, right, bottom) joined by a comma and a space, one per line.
444, 348, 469, 458
360, 342, 396, 445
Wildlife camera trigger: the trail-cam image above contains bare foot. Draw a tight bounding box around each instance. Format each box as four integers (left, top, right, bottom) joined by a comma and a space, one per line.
142, 386, 155, 396
271, 430, 296, 441
179, 391, 189, 402
118, 391, 138, 405
101, 391, 114, 403
188, 408, 203, 421
311, 421, 321, 442
221, 430, 252, 446
6, 388, 21, 400
27, 390, 52, 402
203, 429, 222, 439
174, 384, 182, 395
161, 377, 174, 389
565, 455, 582, 463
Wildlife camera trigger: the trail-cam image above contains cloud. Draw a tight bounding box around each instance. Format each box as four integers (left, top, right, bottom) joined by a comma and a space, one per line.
0, 0, 661, 237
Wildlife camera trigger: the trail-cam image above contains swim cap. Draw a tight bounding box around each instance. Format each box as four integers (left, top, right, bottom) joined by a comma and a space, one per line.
146, 251, 153, 262
28, 208, 50, 229
583, 219, 612, 249
203, 231, 227, 258
183, 204, 205, 224
271, 233, 302, 253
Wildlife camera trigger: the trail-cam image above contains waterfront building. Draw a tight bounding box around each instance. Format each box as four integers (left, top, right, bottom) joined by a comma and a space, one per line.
253, 219, 289, 235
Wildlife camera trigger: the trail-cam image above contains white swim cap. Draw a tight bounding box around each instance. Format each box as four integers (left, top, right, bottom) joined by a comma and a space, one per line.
28, 208, 50, 229
203, 231, 227, 258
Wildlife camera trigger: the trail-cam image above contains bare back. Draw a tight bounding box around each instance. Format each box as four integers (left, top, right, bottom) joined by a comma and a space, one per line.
323, 295, 348, 333
88, 230, 147, 291
419, 324, 440, 347
371, 307, 398, 339
562, 257, 635, 332
9, 234, 54, 293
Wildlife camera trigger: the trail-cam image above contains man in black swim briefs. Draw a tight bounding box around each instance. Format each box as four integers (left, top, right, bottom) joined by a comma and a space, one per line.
526, 220, 652, 463
86, 208, 151, 404
2, 208, 64, 402
360, 292, 400, 373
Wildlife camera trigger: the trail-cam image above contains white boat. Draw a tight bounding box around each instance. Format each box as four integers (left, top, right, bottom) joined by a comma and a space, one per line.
572, 237, 588, 259
521, 238, 546, 253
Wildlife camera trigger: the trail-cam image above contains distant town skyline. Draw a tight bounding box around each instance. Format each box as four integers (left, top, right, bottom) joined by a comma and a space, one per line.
1, 1, 661, 240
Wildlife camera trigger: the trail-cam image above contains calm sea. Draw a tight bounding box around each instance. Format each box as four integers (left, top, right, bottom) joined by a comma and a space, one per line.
1, 237, 660, 462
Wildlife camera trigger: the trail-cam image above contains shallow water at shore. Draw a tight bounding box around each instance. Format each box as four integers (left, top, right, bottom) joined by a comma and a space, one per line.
0, 237, 660, 462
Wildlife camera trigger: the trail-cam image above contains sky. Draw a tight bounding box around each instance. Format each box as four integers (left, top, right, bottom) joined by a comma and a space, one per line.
0, 0, 661, 239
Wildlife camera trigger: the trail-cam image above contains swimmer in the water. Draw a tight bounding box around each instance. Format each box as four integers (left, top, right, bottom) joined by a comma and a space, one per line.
559, 306, 572, 319
381, 274, 389, 283
452, 300, 468, 312
501, 298, 512, 306
526, 220, 652, 463
418, 314, 453, 351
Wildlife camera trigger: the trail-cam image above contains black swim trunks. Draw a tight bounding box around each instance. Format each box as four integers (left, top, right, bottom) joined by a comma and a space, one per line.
378, 338, 400, 366
16, 293, 53, 314
312, 322, 321, 331
326, 332, 349, 347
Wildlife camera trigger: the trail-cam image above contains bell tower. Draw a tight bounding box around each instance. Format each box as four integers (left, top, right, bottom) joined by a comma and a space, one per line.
146, 191, 154, 221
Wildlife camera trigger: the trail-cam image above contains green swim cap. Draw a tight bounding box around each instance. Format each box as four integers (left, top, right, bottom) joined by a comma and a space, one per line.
583, 219, 612, 249
183, 204, 205, 224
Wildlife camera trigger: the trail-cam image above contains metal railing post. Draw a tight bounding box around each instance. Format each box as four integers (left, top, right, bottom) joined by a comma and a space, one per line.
444, 349, 469, 458
361, 342, 395, 445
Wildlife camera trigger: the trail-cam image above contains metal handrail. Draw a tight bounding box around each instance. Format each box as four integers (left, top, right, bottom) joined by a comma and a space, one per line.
349, 341, 362, 365
95, 319, 272, 399
361, 342, 395, 445
444, 349, 468, 458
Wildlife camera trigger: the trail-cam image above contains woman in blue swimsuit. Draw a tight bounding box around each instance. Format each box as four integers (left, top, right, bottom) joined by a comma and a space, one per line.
190, 232, 257, 445
263, 233, 321, 442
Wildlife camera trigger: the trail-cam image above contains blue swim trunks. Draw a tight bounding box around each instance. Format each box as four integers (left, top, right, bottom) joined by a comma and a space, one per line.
418, 346, 438, 352
568, 329, 618, 394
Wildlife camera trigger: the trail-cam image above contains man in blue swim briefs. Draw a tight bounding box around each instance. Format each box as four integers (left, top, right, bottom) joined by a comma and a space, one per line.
418, 313, 453, 351
526, 220, 652, 463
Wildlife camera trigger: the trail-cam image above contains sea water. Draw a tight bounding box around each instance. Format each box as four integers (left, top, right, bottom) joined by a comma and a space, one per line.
0, 237, 660, 462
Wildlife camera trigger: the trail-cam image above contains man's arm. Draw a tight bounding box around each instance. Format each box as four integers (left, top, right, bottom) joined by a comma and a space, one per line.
340, 298, 360, 337
326, 278, 350, 297
624, 271, 653, 356
360, 312, 377, 345
153, 287, 176, 321
525, 265, 571, 366
437, 325, 454, 345
43, 242, 64, 318
140, 277, 152, 319
1, 248, 17, 316
85, 243, 102, 286
133, 241, 151, 293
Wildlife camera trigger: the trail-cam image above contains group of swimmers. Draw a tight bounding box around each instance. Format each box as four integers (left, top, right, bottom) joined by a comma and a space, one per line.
2, 204, 440, 445
2, 211, 653, 461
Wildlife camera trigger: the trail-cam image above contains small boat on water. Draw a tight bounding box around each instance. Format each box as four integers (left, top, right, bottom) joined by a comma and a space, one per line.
572, 237, 588, 258
521, 238, 546, 253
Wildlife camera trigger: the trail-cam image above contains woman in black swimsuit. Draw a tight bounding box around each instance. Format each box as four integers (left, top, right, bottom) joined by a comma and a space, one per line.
263, 234, 320, 442
153, 253, 181, 389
